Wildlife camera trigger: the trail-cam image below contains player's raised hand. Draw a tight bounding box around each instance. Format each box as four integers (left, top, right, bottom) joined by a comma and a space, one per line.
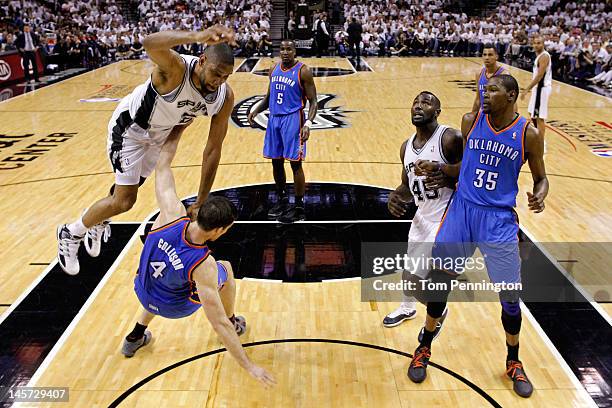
247, 364, 277, 388
526, 191, 545, 213
388, 191, 409, 217
197, 25, 237, 46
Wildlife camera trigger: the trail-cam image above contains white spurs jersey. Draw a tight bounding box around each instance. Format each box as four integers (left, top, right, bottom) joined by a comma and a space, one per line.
533, 50, 552, 87
403, 125, 454, 222
111, 54, 227, 145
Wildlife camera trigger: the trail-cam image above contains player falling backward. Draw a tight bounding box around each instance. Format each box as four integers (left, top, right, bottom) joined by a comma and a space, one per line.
57, 26, 237, 275
408, 75, 547, 398
121, 131, 275, 387
384, 91, 462, 336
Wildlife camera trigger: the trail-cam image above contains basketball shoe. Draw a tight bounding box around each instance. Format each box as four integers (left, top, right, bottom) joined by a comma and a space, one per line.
57, 225, 83, 275
84, 220, 111, 257
408, 345, 431, 383
121, 330, 153, 358
268, 197, 289, 218
383, 304, 417, 327
278, 205, 305, 223
506, 360, 533, 398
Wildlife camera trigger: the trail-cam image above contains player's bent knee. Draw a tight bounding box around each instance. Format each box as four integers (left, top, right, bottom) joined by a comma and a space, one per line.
219, 261, 234, 280
112, 191, 137, 213
426, 301, 447, 319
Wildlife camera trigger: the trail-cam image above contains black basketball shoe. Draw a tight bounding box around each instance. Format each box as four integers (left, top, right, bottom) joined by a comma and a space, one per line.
506, 360, 533, 398
278, 205, 305, 224
408, 345, 431, 383
268, 197, 289, 218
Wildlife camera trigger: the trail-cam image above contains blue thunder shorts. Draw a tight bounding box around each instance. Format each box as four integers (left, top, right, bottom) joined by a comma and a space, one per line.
263, 110, 306, 161
135, 261, 229, 319
432, 194, 521, 284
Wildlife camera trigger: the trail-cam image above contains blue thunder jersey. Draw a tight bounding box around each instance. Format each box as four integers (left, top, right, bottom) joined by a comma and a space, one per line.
458, 111, 528, 209
136, 217, 210, 306
478, 65, 507, 108
269, 62, 305, 115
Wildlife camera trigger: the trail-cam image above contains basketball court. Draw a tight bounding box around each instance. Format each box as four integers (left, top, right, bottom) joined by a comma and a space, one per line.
0, 57, 610, 407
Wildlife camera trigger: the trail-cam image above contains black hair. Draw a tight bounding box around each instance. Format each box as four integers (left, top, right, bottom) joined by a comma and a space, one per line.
495, 74, 519, 102
204, 43, 234, 66
281, 39, 296, 48
483, 43, 498, 54
418, 91, 441, 109
196, 196, 237, 231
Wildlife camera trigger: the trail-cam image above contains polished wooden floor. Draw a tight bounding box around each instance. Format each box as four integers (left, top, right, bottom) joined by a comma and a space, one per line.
1, 57, 610, 407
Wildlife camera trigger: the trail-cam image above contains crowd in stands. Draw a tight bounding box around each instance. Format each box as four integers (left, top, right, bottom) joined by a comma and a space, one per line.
0, 0, 272, 71
336, 0, 611, 86
0, 0, 610, 88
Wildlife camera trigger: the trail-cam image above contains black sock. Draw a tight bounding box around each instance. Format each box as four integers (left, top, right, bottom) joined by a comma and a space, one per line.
277, 188, 287, 200
420, 328, 435, 348
506, 342, 519, 362
295, 196, 304, 208
126, 322, 147, 342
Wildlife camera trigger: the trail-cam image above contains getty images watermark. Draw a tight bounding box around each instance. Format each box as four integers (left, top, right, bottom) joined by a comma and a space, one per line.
369, 252, 522, 295
361, 241, 612, 302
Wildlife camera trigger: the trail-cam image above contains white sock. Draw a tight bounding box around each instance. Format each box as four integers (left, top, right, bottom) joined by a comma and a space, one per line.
401, 298, 416, 310
67, 217, 88, 237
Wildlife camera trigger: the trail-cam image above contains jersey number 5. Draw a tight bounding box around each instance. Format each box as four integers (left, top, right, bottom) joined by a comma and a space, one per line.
277, 93, 283, 104
150, 261, 167, 279
474, 168, 498, 191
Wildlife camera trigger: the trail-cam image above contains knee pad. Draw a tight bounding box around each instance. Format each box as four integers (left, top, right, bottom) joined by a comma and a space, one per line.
425, 268, 454, 303
501, 302, 522, 335
426, 301, 447, 319
501, 300, 521, 316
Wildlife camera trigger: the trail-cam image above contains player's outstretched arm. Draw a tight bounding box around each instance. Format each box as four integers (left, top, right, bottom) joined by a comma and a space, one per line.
190, 85, 235, 213
194, 258, 276, 387
525, 124, 548, 213
143, 26, 236, 93
153, 125, 189, 227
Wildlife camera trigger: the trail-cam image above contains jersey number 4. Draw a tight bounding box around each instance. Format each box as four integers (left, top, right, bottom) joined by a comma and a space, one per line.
474, 168, 498, 190
150, 261, 167, 279
412, 179, 439, 201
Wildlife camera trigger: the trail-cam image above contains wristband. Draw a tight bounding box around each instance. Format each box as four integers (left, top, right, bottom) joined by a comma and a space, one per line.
304, 120, 313, 128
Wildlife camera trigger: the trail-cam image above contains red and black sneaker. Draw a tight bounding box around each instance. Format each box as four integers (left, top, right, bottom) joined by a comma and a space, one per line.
408, 345, 431, 383
506, 360, 533, 398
